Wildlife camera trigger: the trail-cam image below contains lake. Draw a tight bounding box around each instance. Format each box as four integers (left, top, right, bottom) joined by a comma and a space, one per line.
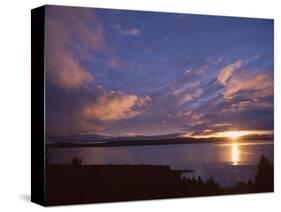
48, 140, 273, 186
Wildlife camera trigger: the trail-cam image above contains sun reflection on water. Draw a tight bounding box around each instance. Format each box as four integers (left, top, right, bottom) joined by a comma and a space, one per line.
232, 142, 239, 165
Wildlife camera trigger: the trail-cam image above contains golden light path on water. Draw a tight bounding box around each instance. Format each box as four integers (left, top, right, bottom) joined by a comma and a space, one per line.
231, 142, 239, 165
228, 133, 240, 165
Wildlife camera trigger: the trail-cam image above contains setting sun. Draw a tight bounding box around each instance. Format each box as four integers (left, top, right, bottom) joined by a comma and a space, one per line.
224, 131, 244, 139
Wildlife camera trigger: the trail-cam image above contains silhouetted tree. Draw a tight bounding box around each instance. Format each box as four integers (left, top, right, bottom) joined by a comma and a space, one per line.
247, 179, 254, 187
255, 155, 273, 192
71, 156, 83, 167
46, 148, 51, 164
197, 176, 203, 184
206, 177, 219, 192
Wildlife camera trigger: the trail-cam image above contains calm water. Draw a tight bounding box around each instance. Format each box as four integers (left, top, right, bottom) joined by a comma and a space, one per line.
48, 140, 273, 186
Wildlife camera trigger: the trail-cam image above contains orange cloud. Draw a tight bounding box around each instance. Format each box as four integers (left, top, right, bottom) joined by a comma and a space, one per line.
47, 50, 93, 89
210, 123, 233, 128
217, 60, 242, 85
83, 91, 151, 121
46, 6, 105, 89
217, 60, 273, 100
223, 72, 273, 99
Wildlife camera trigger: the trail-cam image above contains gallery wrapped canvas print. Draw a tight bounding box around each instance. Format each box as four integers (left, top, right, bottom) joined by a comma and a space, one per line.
31, 5, 274, 206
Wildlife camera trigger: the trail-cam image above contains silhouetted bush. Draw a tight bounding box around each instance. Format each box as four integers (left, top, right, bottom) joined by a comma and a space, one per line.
71, 156, 83, 167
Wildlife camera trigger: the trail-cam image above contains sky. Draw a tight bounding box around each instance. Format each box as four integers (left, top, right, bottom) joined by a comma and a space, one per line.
45, 5, 273, 138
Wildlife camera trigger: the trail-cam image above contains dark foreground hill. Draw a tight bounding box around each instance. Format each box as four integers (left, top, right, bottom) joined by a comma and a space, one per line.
46, 155, 273, 206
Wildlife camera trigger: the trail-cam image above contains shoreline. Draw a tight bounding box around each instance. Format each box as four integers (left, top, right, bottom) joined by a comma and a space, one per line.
46, 137, 273, 148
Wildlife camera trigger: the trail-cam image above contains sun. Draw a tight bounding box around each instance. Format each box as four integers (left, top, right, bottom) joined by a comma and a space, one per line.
224, 131, 244, 139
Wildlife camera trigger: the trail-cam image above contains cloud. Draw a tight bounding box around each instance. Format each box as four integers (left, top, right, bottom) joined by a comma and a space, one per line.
172, 81, 198, 96
47, 51, 93, 89
186, 96, 273, 135
161, 57, 273, 137
217, 60, 242, 85
46, 105, 106, 136
210, 122, 233, 128
83, 91, 151, 121
108, 57, 129, 70
119, 27, 141, 36
169, 65, 208, 106
223, 72, 273, 99
46, 82, 151, 135
221, 98, 272, 113
45, 83, 106, 136
46, 6, 105, 89
217, 60, 273, 100
178, 88, 203, 105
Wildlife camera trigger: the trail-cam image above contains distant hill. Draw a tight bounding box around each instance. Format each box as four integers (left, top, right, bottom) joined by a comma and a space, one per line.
47, 133, 112, 143
47, 133, 184, 144
47, 132, 273, 148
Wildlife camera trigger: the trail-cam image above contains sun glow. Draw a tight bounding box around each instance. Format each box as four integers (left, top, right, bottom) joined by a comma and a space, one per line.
184, 130, 273, 139
217, 130, 256, 139
224, 131, 244, 139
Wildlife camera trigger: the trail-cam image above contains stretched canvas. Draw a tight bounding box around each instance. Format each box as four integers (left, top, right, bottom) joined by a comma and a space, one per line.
31, 5, 274, 206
